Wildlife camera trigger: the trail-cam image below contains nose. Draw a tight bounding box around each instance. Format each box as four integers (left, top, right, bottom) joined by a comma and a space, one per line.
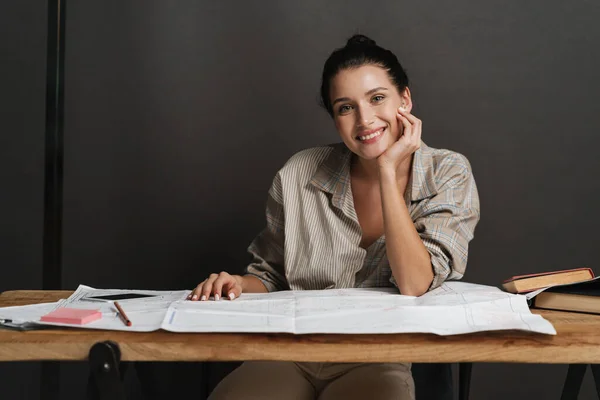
356, 105, 375, 127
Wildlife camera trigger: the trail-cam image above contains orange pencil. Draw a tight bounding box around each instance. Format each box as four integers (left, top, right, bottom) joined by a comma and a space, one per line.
114, 301, 132, 327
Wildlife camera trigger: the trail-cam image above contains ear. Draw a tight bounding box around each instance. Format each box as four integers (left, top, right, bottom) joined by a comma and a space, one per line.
400, 87, 413, 112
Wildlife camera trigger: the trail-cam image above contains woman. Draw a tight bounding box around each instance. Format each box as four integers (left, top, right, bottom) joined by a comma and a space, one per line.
190, 34, 480, 400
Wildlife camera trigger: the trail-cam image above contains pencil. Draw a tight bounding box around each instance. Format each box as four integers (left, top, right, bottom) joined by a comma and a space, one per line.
114, 301, 132, 327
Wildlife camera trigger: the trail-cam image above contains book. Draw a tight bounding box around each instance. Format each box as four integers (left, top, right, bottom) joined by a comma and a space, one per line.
531, 276, 600, 315
40, 307, 102, 325
502, 267, 594, 294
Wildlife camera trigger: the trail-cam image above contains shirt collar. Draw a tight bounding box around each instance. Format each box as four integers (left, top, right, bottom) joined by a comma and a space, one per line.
310, 141, 438, 206
409, 141, 438, 201
309, 143, 352, 209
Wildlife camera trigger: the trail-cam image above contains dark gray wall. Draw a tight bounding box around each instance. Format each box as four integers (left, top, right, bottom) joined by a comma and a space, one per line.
0, 3, 46, 294
0, 1, 47, 399
2, 0, 600, 399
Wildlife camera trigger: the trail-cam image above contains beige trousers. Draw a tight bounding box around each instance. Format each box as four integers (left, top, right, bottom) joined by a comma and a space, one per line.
208, 361, 415, 400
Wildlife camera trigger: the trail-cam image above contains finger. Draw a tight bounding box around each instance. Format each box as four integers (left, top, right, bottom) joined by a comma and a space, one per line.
223, 280, 242, 300
189, 282, 205, 301
414, 125, 422, 143
189, 283, 202, 299
212, 274, 229, 301
201, 274, 219, 301
398, 109, 422, 138
411, 118, 422, 141
398, 107, 421, 126
406, 114, 422, 144
397, 113, 412, 137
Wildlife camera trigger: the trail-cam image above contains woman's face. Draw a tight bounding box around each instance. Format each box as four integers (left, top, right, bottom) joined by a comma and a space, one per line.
329, 64, 411, 161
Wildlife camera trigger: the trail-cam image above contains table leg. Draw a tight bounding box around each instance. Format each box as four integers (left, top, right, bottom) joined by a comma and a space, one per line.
560, 364, 588, 400
87, 341, 127, 400
591, 364, 600, 399
458, 363, 472, 400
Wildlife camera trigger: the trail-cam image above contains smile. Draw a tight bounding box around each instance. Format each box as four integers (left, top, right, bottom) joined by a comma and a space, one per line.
356, 128, 385, 141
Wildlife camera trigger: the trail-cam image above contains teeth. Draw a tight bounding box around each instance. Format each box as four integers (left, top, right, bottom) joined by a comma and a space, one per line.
358, 129, 383, 141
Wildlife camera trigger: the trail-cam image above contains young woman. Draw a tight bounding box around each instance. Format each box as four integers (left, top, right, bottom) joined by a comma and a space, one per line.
190, 34, 480, 400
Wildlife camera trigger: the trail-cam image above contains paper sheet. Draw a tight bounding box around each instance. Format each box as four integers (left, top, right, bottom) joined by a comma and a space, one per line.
0, 301, 64, 329
35, 285, 188, 332
1, 283, 556, 335
162, 282, 556, 335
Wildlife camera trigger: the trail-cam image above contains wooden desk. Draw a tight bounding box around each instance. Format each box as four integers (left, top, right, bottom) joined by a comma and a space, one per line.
2, 290, 600, 364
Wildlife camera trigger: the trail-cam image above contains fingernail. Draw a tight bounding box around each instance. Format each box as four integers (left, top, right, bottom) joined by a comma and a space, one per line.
200, 295, 206, 301
229, 293, 235, 300
192, 295, 198, 300
214, 294, 220, 301
399, 106, 406, 111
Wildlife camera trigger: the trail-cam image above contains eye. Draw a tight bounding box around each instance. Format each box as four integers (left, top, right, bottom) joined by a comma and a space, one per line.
338, 104, 353, 115
371, 94, 385, 103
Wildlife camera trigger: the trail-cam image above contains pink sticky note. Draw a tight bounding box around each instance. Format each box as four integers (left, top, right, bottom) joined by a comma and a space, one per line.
40, 308, 102, 325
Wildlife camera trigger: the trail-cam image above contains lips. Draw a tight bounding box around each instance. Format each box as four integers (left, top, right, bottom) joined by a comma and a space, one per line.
356, 127, 385, 141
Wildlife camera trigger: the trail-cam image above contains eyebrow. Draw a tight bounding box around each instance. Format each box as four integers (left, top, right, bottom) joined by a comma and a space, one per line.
332, 87, 389, 106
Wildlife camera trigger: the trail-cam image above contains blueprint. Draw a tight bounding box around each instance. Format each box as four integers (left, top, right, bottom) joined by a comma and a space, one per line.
1, 283, 556, 335
162, 282, 556, 335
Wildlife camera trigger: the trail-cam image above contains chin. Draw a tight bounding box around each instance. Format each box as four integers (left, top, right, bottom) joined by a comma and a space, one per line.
360, 149, 384, 160
356, 141, 390, 160
345, 147, 382, 162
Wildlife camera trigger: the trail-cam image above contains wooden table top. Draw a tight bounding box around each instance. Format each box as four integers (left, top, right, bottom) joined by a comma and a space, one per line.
1, 290, 599, 363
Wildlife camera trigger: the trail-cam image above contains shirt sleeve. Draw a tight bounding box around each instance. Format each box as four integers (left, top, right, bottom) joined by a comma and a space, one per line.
244, 172, 289, 292
399, 154, 480, 291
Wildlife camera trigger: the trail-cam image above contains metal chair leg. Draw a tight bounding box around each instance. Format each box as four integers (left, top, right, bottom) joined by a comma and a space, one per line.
458, 363, 472, 400
560, 364, 588, 400
590, 364, 600, 399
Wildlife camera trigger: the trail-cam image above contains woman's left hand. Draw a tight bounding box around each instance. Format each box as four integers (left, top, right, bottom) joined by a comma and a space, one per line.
377, 107, 422, 173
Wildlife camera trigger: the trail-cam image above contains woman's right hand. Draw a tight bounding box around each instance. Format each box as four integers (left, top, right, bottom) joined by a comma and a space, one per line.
188, 272, 243, 301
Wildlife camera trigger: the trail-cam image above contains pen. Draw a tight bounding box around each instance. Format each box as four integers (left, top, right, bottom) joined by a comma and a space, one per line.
114, 301, 132, 327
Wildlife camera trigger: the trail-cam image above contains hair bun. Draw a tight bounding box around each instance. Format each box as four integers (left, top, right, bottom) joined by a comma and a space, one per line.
346, 34, 377, 47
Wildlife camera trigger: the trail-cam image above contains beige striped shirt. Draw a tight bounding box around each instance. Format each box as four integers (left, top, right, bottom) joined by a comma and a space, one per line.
245, 141, 480, 293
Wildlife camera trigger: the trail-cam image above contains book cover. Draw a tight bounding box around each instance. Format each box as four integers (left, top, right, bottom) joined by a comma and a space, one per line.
529, 276, 600, 314
502, 267, 594, 294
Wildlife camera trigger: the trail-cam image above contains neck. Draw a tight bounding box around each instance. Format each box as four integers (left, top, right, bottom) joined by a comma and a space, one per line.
351, 156, 381, 181
351, 154, 415, 184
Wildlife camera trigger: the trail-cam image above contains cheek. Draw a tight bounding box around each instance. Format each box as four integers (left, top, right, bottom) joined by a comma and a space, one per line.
335, 118, 355, 137
382, 105, 400, 127
387, 112, 401, 137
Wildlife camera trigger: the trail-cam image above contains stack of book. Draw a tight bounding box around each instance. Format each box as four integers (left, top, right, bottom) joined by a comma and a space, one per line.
502, 267, 600, 314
